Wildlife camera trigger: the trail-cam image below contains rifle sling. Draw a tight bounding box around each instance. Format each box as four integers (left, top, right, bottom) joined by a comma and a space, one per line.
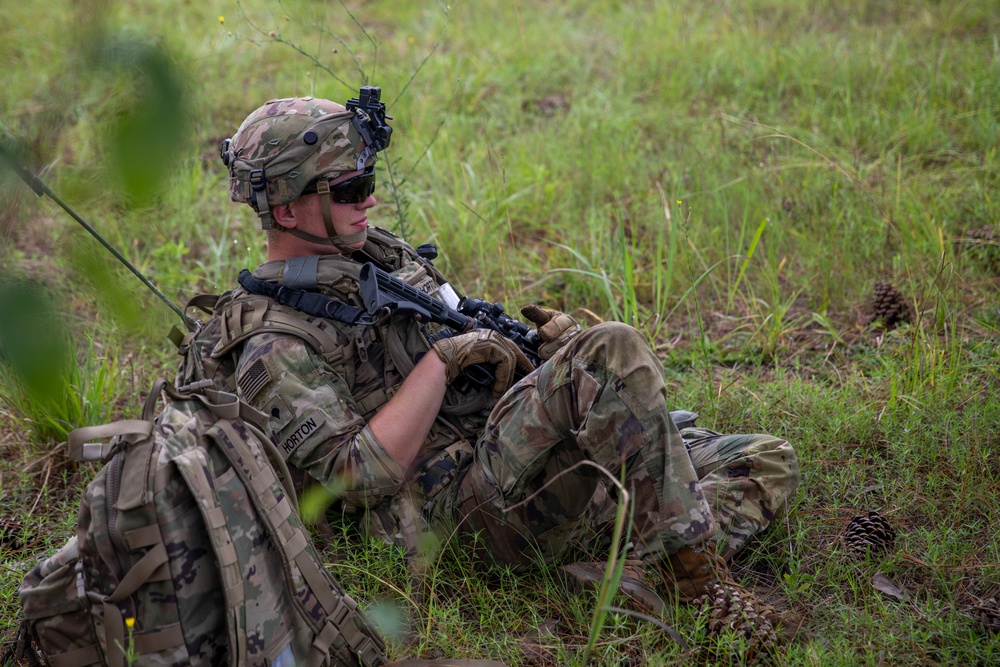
237, 270, 377, 326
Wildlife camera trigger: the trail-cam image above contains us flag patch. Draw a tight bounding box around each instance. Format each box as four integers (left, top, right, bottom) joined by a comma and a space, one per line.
238, 358, 273, 403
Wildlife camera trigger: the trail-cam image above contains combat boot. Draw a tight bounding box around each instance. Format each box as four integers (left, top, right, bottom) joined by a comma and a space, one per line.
557, 560, 668, 615
557, 544, 744, 614
661, 541, 731, 602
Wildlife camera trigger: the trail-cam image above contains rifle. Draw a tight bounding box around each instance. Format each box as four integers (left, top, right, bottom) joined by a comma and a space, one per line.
360, 266, 705, 429
358, 262, 542, 374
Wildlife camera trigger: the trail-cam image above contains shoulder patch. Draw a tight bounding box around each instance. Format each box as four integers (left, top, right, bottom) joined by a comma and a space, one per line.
238, 357, 275, 403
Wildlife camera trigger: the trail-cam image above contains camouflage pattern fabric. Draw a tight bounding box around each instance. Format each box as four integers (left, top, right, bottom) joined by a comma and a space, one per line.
680, 428, 798, 559
233, 261, 800, 568
227, 97, 374, 210
238, 328, 409, 511
236, 326, 479, 556
453, 322, 775, 568
17, 384, 385, 667
17, 537, 106, 666
232, 243, 493, 552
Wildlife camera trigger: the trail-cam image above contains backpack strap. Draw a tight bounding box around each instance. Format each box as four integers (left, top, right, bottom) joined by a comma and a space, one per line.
66, 376, 165, 463
207, 411, 385, 666
66, 387, 184, 667
67, 420, 153, 463
101, 522, 180, 667
185, 292, 224, 315
171, 448, 248, 667
237, 269, 378, 326
211, 292, 358, 370
173, 385, 300, 510
10, 619, 44, 667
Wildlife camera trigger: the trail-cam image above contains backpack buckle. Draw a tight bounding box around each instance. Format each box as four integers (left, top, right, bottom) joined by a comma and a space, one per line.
176, 379, 214, 394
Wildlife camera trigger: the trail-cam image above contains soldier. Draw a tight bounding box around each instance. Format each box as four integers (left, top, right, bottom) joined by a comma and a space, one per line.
188, 94, 800, 616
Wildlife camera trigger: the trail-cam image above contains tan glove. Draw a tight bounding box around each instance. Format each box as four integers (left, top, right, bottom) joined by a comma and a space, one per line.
432, 329, 533, 398
520, 304, 582, 361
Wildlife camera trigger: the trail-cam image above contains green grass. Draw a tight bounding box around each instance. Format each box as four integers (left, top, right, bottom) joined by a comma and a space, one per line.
2, 0, 1000, 664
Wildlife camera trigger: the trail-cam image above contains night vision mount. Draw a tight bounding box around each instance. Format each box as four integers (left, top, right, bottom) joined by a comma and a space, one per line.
347, 86, 392, 154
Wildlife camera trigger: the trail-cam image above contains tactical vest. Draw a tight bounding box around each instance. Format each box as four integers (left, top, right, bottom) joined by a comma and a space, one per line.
174, 228, 489, 455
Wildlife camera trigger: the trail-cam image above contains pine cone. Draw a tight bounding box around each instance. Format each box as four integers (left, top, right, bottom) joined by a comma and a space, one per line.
0, 517, 23, 551
966, 597, 1000, 634
694, 581, 779, 663
868, 282, 913, 329
968, 225, 995, 243
844, 511, 896, 558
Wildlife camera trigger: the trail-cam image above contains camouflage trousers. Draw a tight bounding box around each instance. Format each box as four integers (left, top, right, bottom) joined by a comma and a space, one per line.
453, 322, 800, 567
680, 428, 798, 559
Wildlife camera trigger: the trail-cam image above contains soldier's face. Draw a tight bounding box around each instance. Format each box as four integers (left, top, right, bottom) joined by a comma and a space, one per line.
293, 169, 377, 251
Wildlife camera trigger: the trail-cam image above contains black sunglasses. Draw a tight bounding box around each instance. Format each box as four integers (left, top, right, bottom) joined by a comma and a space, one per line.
301, 167, 376, 203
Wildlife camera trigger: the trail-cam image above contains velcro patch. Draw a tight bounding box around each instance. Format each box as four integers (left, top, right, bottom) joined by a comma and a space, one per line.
238, 358, 274, 404
279, 412, 326, 457
410, 274, 439, 296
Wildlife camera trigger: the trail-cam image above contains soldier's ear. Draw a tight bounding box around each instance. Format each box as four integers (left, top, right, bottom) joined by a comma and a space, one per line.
272, 203, 297, 230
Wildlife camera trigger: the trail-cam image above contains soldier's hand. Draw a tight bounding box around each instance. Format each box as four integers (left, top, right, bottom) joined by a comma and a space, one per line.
432, 329, 533, 398
520, 304, 582, 361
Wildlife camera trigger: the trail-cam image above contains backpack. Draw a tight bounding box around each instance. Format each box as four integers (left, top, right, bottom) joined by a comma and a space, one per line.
14, 379, 386, 667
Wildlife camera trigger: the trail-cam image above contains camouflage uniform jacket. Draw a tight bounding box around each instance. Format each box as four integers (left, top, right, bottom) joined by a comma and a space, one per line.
222, 229, 489, 548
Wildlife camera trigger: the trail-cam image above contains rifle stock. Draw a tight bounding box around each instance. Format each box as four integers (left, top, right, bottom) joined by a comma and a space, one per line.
359, 263, 475, 333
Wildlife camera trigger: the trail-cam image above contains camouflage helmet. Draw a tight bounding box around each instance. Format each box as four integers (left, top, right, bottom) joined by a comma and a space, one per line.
223, 97, 375, 230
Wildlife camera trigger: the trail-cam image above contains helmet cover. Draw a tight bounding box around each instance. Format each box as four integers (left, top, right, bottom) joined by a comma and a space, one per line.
226, 97, 375, 217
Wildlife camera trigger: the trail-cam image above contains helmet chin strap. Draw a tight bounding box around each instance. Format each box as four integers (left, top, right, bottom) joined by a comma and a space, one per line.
280, 180, 367, 253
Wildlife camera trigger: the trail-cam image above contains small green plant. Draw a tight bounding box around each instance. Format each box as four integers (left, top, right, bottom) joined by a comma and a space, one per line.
782, 566, 815, 599
115, 616, 138, 666
0, 333, 125, 445
149, 239, 190, 297
0, 278, 125, 444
